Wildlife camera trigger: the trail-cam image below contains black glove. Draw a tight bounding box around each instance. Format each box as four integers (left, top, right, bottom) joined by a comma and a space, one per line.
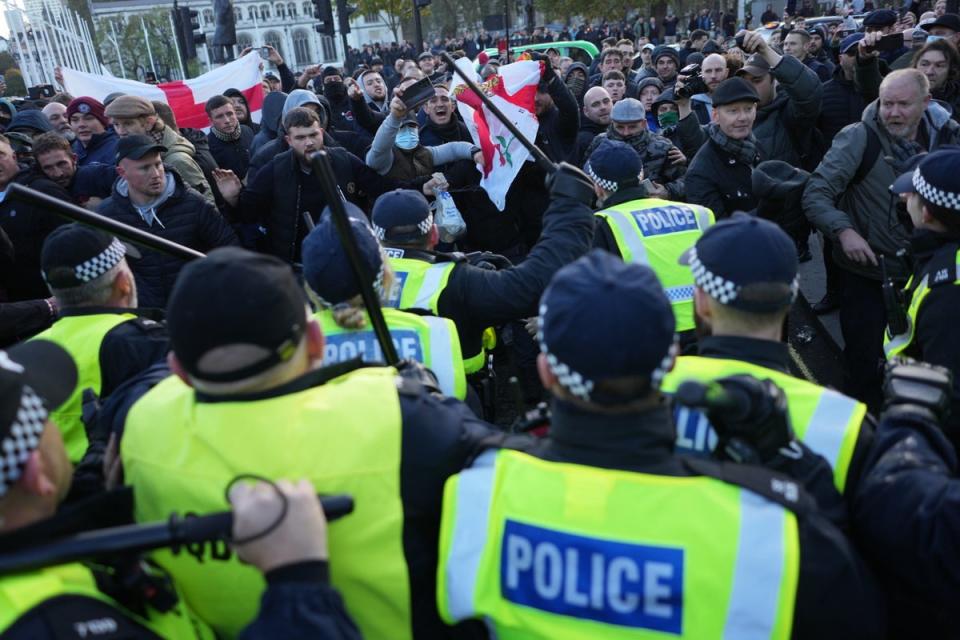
545, 162, 595, 206
675, 375, 794, 464
882, 357, 953, 425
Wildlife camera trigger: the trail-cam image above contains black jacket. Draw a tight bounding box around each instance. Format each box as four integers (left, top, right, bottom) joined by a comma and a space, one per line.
894, 230, 960, 450
568, 118, 606, 167
207, 125, 255, 180
818, 67, 866, 145
391, 190, 594, 364
852, 409, 960, 637
229, 147, 387, 263
251, 91, 287, 155
419, 117, 472, 148
0, 168, 71, 301
537, 74, 581, 164
97, 171, 238, 309
512, 399, 886, 640
685, 129, 761, 218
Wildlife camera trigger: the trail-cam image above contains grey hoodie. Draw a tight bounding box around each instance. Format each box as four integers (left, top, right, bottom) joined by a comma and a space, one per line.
803, 100, 960, 281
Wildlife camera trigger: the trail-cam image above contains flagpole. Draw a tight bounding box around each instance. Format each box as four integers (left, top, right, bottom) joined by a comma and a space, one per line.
108, 19, 127, 78
72, 10, 95, 73
42, 0, 67, 72
80, 17, 100, 73
57, 2, 82, 72
140, 15, 158, 79
168, 11, 186, 79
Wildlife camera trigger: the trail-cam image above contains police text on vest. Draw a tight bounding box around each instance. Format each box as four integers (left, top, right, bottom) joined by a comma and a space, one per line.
501, 520, 683, 633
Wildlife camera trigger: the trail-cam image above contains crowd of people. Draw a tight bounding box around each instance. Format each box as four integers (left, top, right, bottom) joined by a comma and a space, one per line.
2, 2, 960, 637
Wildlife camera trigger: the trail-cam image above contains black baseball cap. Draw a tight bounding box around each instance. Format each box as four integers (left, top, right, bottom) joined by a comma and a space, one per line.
0, 340, 77, 497
41, 224, 139, 290
165, 247, 308, 383
116, 133, 166, 163
921, 13, 960, 33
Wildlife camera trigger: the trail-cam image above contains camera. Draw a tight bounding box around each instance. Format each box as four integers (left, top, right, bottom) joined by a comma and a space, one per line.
675, 63, 709, 99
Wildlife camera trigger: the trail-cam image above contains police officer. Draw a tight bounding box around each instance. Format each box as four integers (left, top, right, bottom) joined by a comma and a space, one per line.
659, 215, 873, 496
0, 341, 362, 639
0, 339, 209, 638
435, 250, 884, 638
120, 246, 495, 639
302, 210, 468, 400
588, 139, 714, 338
371, 171, 595, 380
30, 225, 168, 465
886, 148, 960, 450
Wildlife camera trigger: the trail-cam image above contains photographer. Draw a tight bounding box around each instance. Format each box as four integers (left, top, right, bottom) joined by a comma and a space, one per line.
733, 29, 824, 170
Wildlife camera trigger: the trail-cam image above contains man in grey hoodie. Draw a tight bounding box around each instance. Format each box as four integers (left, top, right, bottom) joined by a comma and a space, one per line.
803, 68, 960, 408
365, 78, 483, 181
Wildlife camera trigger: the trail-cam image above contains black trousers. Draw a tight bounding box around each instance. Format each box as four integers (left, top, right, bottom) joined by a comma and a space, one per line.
839, 269, 885, 411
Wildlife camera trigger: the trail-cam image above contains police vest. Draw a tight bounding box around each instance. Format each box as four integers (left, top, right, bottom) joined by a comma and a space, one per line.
384, 248, 490, 373
884, 245, 960, 359
661, 356, 865, 493
437, 449, 800, 639
316, 307, 467, 399
32, 312, 136, 462
0, 563, 212, 639
122, 366, 410, 640
595, 199, 714, 332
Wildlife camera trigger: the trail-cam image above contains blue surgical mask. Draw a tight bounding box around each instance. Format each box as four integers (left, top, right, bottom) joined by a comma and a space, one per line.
395, 127, 419, 150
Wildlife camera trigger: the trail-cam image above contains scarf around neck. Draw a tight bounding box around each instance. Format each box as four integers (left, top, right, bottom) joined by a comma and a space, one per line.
707, 122, 759, 166
211, 124, 243, 142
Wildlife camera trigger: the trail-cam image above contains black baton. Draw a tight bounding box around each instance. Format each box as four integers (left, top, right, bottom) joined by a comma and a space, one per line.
307, 151, 399, 365
0, 494, 354, 575
7, 183, 205, 261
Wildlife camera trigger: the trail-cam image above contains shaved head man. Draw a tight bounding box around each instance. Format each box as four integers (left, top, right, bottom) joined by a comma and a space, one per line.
583, 86, 613, 126
701, 53, 729, 94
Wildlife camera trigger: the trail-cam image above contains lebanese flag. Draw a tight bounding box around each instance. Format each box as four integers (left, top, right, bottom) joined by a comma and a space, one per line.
60, 54, 264, 131
451, 56, 541, 211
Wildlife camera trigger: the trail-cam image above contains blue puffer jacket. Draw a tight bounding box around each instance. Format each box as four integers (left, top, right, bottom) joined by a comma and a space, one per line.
97, 169, 239, 308
73, 128, 119, 166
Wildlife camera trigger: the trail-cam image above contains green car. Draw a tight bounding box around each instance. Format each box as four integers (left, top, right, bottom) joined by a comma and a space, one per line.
481, 40, 599, 66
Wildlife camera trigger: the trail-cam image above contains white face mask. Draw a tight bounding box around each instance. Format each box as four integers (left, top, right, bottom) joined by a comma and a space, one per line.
395, 127, 419, 150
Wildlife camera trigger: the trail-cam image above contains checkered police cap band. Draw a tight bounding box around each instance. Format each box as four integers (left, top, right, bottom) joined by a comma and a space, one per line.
372, 212, 434, 241
688, 247, 739, 304
585, 162, 619, 193
914, 168, 960, 211
689, 247, 800, 307
75, 238, 126, 283
536, 305, 678, 402
0, 385, 47, 498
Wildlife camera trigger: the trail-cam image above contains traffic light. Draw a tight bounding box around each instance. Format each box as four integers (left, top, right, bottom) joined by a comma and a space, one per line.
172, 7, 188, 60
312, 0, 335, 36
177, 6, 205, 60
336, 0, 356, 35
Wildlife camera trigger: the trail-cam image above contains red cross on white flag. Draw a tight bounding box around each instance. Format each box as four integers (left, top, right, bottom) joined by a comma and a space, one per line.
60, 54, 265, 130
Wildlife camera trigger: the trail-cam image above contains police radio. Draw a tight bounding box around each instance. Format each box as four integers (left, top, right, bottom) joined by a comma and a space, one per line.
880, 254, 908, 337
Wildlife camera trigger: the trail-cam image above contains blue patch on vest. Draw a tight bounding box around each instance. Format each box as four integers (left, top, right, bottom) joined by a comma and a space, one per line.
324, 329, 423, 363
501, 520, 684, 634
383, 271, 407, 308
671, 405, 719, 456
631, 206, 699, 237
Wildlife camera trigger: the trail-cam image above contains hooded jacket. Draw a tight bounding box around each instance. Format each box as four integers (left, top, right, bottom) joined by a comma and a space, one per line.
564, 62, 590, 105
223, 88, 260, 134
156, 123, 214, 205
803, 100, 960, 281
584, 127, 685, 199
245, 90, 331, 183
97, 169, 237, 308
250, 91, 287, 155
6, 109, 53, 135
